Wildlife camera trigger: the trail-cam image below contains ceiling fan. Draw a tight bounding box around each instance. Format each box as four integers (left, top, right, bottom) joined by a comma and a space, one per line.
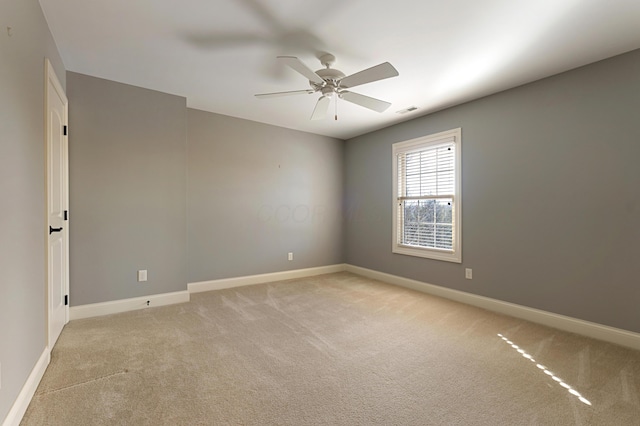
255, 54, 399, 120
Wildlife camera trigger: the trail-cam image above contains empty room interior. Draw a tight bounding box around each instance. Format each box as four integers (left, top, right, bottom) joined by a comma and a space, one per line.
2, 0, 640, 424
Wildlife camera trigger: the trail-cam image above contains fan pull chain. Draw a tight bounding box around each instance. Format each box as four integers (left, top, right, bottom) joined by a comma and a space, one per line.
335, 95, 338, 121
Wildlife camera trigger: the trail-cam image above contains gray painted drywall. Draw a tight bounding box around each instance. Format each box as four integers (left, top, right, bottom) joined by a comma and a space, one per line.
187, 109, 344, 282
0, 0, 66, 420
67, 72, 187, 305
345, 48, 640, 333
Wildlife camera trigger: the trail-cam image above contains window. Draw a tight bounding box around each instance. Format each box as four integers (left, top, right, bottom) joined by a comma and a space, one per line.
392, 128, 461, 263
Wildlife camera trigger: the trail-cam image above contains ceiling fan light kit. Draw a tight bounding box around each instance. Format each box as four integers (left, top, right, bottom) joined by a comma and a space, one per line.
255, 54, 399, 121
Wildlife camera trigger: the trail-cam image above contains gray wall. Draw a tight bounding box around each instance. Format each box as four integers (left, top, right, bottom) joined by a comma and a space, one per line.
65, 78, 343, 302
345, 49, 640, 333
0, 0, 66, 420
67, 73, 187, 305
187, 109, 344, 282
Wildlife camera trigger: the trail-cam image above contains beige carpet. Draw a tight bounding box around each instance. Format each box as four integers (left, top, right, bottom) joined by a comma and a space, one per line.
21, 272, 640, 425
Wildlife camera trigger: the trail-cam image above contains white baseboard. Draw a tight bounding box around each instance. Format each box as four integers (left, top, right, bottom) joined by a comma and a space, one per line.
70, 291, 190, 320
345, 264, 640, 351
72, 265, 348, 319
188, 264, 347, 294
2, 348, 50, 426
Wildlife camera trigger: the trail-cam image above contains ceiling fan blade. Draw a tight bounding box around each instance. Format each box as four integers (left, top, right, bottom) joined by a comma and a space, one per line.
311, 96, 331, 120
339, 62, 399, 89
340, 91, 391, 112
255, 89, 314, 98
278, 56, 325, 85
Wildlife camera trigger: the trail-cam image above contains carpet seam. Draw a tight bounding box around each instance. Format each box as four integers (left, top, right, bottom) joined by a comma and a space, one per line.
34, 370, 129, 396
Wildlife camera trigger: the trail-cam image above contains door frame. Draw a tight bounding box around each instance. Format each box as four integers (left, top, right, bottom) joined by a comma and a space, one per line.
45, 58, 69, 349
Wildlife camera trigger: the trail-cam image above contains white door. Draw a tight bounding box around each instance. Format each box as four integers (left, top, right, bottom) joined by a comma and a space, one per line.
46, 59, 69, 349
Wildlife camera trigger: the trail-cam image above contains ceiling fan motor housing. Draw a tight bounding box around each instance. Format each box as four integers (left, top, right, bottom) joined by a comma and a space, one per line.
311, 68, 346, 94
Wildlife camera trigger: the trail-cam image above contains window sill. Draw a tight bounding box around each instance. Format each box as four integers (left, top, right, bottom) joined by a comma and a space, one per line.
392, 244, 461, 263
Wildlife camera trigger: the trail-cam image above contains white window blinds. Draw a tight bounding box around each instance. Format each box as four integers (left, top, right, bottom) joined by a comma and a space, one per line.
397, 139, 455, 198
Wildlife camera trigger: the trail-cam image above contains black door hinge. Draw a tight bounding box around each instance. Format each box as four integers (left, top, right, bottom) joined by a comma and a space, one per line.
64, 295, 68, 306
64, 210, 68, 221
63, 125, 68, 136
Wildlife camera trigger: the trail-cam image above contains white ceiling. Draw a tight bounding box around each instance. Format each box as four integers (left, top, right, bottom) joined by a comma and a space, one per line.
39, 0, 640, 140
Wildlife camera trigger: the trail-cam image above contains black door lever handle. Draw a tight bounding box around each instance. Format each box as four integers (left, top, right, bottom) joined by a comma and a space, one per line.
49, 226, 63, 234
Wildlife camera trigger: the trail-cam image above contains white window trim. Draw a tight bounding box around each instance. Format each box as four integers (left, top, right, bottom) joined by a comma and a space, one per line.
392, 128, 462, 263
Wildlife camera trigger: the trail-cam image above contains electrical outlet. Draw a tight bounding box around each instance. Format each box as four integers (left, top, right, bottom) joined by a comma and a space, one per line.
288, 252, 293, 261
137, 269, 147, 282
465, 268, 473, 280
